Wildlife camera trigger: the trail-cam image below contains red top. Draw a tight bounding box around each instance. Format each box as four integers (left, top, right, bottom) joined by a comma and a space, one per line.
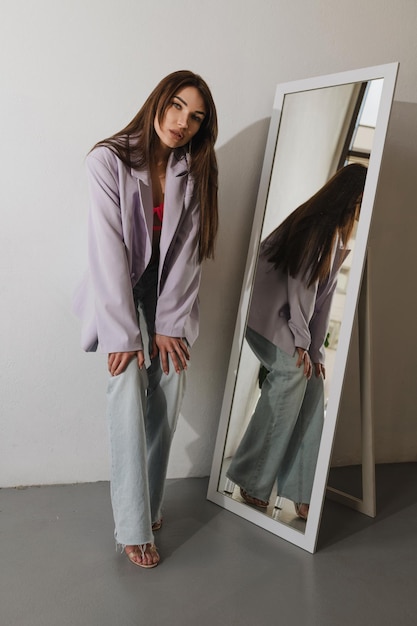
153, 203, 164, 232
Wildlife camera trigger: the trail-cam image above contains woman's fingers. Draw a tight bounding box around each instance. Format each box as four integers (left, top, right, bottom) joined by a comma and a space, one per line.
304, 358, 312, 379
314, 363, 326, 379
296, 348, 312, 379
107, 351, 142, 376
295, 348, 307, 368
172, 339, 190, 369
137, 351, 145, 370
160, 347, 170, 375
155, 334, 189, 375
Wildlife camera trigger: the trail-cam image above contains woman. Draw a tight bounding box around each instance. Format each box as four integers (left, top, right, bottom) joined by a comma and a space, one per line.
73, 70, 218, 567
226, 163, 367, 521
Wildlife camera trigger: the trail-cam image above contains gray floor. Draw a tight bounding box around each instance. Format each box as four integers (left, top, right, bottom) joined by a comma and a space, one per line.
1, 463, 416, 626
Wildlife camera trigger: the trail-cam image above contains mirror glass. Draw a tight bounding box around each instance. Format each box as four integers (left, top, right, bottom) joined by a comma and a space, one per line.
208, 64, 398, 552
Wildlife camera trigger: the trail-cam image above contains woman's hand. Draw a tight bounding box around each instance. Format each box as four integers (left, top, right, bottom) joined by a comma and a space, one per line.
314, 363, 326, 379
296, 347, 312, 379
152, 334, 190, 375
108, 351, 145, 376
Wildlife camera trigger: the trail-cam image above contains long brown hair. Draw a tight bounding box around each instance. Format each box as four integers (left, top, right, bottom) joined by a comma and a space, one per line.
263, 163, 367, 286
92, 70, 218, 261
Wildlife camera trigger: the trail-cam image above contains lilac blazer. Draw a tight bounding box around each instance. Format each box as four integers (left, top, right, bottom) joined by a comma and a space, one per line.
72, 146, 202, 353
247, 242, 349, 364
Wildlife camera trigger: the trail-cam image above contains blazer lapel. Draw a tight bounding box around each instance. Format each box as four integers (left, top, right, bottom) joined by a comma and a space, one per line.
131, 167, 153, 259
159, 151, 190, 268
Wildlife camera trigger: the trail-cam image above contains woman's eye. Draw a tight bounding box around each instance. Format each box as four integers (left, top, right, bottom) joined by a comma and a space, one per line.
192, 115, 203, 123
172, 101, 181, 110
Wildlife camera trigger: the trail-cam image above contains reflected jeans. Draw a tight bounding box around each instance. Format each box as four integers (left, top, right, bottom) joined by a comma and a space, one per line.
226, 326, 324, 504
106, 264, 186, 547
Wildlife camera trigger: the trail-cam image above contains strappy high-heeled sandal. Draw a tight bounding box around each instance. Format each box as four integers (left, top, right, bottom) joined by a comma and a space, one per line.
152, 519, 163, 532
125, 543, 160, 569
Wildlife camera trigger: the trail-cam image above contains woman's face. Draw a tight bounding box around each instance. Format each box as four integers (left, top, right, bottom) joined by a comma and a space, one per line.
154, 86, 206, 150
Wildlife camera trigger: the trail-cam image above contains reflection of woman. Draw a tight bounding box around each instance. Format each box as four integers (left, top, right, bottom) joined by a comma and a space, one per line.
73, 71, 218, 567
226, 163, 367, 520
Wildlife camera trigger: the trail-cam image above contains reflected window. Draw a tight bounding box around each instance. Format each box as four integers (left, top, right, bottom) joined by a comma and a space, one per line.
343, 79, 383, 166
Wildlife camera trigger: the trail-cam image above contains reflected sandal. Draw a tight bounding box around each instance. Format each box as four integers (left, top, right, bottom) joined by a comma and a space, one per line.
240, 488, 269, 508
294, 503, 309, 520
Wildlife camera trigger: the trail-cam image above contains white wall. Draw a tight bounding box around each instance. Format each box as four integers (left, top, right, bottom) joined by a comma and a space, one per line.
1, 0, 417, 487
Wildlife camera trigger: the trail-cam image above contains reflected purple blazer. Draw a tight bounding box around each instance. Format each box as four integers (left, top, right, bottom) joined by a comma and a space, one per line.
72, 146, 202, 353
248, 243, 349, 364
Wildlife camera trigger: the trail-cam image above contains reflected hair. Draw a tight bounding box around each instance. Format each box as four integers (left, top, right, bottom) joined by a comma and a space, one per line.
91, 70, 218, 261
263, 163, 367, 286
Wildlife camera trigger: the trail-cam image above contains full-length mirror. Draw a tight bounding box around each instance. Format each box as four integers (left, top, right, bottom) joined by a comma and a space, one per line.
208, 64, 398, 552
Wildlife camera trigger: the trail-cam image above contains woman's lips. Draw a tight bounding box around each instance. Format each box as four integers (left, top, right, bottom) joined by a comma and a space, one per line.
169, 129, 183, 141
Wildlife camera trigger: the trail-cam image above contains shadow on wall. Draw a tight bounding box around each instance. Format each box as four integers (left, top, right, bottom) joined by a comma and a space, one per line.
328, 101, 417, 468
169, 118, 271, 476
367, 101, 417, 462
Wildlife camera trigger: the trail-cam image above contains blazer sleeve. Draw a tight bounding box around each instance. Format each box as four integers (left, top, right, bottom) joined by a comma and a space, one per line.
154, 196, 202, 340
309, 246, 350, 363
85, 151, 143, 353
287, 273, 319, 351
308, 280, 337, 364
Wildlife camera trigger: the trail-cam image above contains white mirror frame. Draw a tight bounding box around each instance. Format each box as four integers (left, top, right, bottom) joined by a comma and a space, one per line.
207, 63, 399, 553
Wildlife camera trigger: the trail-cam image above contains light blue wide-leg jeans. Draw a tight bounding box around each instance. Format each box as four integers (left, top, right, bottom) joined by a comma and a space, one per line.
226, 326, 324, 504
106, 357, 185, 546
145, 356, 186, 524
106, 263, 186, 547
106, 360, 152, 546
275, 371, 323, 503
